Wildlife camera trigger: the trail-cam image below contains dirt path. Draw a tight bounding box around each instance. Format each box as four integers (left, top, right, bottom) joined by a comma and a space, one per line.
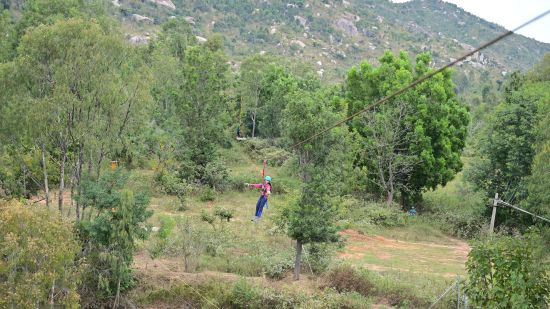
338, 229, 470, 278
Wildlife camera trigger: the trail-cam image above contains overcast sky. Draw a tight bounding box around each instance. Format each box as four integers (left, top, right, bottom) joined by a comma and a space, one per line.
391, 0, 550, 43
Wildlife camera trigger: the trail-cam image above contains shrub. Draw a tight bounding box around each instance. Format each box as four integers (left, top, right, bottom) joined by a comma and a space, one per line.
363, 203, 407, 227
305, 243, 334, 274
264, 256, 294, 280
214, 206, 234, 222
324, 265, 374, 296
155, 170, 190, 210
423, 188, 486, 239
199, 186, 216, 202
226, 174, 255, 192
241, 138, 291, 167
147, 215, 176, 258
465, 229, 550, 308
201, 159, 230, 190
0, 201, 81, 309
231, 279, 262, 308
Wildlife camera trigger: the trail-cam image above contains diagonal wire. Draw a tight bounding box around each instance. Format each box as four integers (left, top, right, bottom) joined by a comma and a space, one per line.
497, 199, 550, 224
429, 279, 458, 309
292, 9, 550, 149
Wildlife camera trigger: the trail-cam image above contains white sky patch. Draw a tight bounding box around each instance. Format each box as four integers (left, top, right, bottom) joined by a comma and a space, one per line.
390, 0, 550, 43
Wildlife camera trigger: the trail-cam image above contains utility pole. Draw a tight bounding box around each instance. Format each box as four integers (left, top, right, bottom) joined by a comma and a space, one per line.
489, 193, 498, 234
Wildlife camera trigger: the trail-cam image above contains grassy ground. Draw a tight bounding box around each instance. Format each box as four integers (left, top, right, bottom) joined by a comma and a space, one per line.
32, 141, 470, 307
125, 141, 470, 308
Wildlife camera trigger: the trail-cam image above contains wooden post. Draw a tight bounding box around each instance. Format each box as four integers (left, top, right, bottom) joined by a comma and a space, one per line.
489, 193, 498, 234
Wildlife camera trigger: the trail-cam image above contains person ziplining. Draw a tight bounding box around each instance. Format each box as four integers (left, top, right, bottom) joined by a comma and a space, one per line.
245, 160, 272, 222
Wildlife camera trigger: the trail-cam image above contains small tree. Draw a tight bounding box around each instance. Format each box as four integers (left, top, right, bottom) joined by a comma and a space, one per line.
465, 230, 550, 308
281, 87, 354, 280
76, 170, 152, 303
171, 218, 206, 272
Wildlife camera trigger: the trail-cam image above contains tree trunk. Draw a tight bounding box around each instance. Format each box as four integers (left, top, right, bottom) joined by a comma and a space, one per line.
250, 111, 256, 138
97, 144, 105, 179
293, 239, 303, 280
41, 142, 50, 209
58, 141, 67, 214
184, 254, 190, 272
386, 189, 394, 205
387, 160, 394, 206
75, 144, 84, 221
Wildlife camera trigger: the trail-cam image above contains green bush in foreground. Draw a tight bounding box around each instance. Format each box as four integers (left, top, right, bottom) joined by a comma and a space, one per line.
0, 201, 81, 309
465, 230, 550, 308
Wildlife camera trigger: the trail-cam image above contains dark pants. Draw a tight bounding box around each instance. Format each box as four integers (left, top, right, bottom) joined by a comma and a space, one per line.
255, 195, 268, 218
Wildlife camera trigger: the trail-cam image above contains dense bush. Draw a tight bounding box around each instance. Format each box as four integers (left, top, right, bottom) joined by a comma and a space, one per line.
323, 264, 432, 308
241, 139, 291, 167
465, 229, 550, 308
155, 170, 190, 210
363, 203, 407, 227
324, 265, 374, 296
0, 201, 81, 309
423, 184, 486, 239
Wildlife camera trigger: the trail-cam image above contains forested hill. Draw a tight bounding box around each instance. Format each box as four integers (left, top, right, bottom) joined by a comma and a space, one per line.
111, 0, 550, 81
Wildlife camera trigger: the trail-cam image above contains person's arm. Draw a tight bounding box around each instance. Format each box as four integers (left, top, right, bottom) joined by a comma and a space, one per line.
248, 183, 263, 189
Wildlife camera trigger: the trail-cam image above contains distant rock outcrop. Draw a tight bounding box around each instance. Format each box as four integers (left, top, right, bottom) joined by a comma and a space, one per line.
294, 15, 307, 27
291, 40, 306, 48
147, 0, 175, 10
128, 35, 150, 45
132, 14, 154, 23
335, 18, 358, 36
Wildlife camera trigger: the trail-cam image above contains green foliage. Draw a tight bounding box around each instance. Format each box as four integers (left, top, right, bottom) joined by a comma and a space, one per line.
77, 170, 152, 299
346, 51, 469, 203
323, 264, 432, 308
241, 138, 292, 167
423, 181, 487, 239
175, 41, 230, 181
362, 203, 407, 228
147, 215, 176, 258
0, 10, 17, 62
263, 251, 295, 280
0, 201, 81, 308
214, 206, 234, 222
465, 230, 550, 308
201, 159, 230, 190
166, 217, 207, 272
199, 186, 216, 202
466, 72, 537, 203
155, 170, 190, 210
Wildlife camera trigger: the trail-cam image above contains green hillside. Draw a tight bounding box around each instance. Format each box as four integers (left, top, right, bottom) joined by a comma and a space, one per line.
112, 0, 550, 83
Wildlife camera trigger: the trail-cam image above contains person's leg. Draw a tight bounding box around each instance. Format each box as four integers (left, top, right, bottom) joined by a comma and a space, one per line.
254, 196, 263, 218
257, 196, 267, 218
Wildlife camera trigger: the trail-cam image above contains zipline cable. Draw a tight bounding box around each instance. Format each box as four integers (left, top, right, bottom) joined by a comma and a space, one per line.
292, 9, 550, 149
497, 199, 550, 224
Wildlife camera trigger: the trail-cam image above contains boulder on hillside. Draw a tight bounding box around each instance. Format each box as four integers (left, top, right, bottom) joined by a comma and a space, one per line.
128, 35, 150, 45
132, 14, 154, 23
185, 16, 195, 24
335, 18, 358, 36
291, 40, 306, 48
294, 15, 307, 27
147, 0, 175, 10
